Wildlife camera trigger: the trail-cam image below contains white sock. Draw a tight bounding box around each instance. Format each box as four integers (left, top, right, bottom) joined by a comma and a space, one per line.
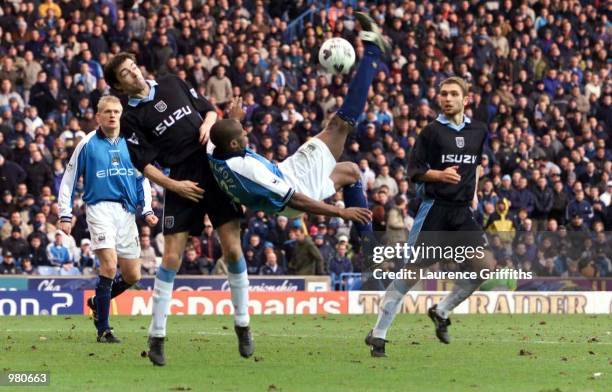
436, 278, 483, 319
228, 271, 250, 327
372, 279, 413, 339
148, 278, 174, 337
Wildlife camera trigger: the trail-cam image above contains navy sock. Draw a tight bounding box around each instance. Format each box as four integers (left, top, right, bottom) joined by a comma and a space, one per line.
337, 42, 382, 126
110, 275, 132, 299
343, 179, 373, 234
95, 276, 113, 334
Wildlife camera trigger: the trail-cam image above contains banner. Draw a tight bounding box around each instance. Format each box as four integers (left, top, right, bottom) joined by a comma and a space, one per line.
26, 277, 310, 292
84, 290, 348, 316
0, 291, 84, 315
0, 277, 28, 291
349, 291, 612, 314
420, 278, 612, 291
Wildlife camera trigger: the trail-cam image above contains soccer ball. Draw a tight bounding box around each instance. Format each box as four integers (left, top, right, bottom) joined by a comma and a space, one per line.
318, 38, 355, 75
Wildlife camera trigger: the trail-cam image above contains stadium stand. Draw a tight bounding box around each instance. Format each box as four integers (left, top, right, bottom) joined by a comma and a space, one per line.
0, 0, 609, 281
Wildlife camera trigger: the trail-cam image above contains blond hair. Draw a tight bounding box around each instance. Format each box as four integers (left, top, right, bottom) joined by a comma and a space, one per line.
439, 77, 469, 97
97, 95, 122, 113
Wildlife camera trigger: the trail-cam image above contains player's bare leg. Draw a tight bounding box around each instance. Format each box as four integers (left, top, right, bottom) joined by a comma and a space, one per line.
147, 231, 189, 366
330, 162, 361, 189
217, 219, 254, 358
94, 248, 121, 343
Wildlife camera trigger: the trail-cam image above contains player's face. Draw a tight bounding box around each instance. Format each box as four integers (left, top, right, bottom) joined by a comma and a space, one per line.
438, 84, 468, 116
115, 59, 147, 94
236, 129, 248, 149
96, 102, 122, 132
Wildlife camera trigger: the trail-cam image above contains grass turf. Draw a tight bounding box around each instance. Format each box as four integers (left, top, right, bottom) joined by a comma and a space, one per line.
1, 314, 610, 392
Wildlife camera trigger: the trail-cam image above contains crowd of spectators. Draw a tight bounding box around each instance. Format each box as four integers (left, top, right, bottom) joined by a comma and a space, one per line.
0, 0, 610, 280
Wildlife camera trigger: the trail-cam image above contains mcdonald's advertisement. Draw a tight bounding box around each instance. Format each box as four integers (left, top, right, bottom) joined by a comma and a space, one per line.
1, 290, 610, 316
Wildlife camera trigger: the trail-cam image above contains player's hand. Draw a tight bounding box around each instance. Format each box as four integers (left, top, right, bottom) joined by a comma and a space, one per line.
340, 207, 372, 225
438, 166, 461, 184
199, 122, 212, 145
171, 180, 204, 202
59, 221, 72, 235
144, 214, 159, 227
227, 96, 246, 121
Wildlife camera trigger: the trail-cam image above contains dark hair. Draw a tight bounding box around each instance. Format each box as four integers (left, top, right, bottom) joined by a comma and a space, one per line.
103, 52, 135, 91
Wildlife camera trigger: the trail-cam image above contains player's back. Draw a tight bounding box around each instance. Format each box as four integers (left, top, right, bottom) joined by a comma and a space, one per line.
208, 148, 295, 214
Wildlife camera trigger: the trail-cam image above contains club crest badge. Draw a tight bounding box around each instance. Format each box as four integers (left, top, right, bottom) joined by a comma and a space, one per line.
455, 136, 465, 148
164, 216, 175, 229
154, 100, 168, 112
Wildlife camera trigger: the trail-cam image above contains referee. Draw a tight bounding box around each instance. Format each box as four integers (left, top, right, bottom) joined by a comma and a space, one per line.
365, 77, 495, 357
104, 53, 253, 366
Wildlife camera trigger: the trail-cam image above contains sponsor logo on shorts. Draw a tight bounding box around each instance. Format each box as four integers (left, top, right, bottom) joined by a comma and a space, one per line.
154, 100, 168, 112
97, 234, 105, 242
455, 136, 465, 148
164, 216, 175, 229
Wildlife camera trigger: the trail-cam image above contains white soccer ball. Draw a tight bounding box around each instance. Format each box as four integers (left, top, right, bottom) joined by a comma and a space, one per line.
318, 38, 356, 75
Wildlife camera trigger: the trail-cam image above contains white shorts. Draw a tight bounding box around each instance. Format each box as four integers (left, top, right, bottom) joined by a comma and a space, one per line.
86, 202, 140, 259
278, 138, 337, 218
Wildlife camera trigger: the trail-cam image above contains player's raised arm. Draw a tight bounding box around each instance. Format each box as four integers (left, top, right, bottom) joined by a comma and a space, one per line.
288, 192, 372, 224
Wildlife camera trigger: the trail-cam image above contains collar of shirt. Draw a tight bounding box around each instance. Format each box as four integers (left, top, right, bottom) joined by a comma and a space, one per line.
95, 128, 120, 145
127, 80, 159, 107
435, 113, 471, 132
212, 147, 248, 160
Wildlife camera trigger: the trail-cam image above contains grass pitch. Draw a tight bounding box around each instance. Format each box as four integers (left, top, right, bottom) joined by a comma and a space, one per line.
1, 314, 610, 392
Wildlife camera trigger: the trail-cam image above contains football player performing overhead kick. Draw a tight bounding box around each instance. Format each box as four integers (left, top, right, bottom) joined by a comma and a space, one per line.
208, 12, 389, 233
365, 76, 495, 357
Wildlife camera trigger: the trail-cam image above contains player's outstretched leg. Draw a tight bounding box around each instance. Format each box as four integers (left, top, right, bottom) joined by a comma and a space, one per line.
316, 12, 390, 160
218, 220, 254, 358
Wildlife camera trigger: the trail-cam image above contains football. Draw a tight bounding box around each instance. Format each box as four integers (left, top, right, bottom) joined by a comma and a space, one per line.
318, 37, 356, 75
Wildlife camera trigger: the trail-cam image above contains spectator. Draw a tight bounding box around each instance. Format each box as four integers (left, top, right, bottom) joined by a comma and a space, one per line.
206, 66, 233, 108
74, 238, 97, 272
20, 255, 36, 275
46, 231, 71, 267
178, 247, 209, 275
1, 211, 32, 240
0, 250, 18, 274
329, 242, 353, 277
28, 234, 49, 267
260, 251, 285, 275
287, 227, 325, 275
3, 226, 30, 262
140, 234, 158, 276
0, 155, 27, 195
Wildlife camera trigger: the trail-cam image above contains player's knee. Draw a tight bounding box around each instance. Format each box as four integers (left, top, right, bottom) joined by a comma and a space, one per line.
123, 269, 141, 285
328, 114, 352, 133
223, 245, 243, 263
347, 162, 361, 183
